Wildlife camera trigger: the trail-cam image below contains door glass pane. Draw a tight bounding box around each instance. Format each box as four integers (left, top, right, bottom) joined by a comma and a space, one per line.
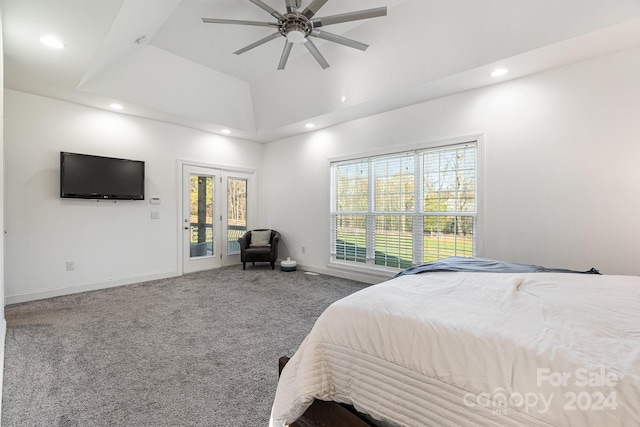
190, 175, 214, 258
227, 178, 247, 254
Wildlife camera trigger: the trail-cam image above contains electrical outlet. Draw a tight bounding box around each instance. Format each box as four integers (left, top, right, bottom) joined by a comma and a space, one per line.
66, 261, 75, 271
151, 211, 160, 219
301, 246, 306, 254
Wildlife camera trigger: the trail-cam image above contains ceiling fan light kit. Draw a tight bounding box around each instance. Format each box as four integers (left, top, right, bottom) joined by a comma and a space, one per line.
283, 21, 308, 43
202, 0, 387, 70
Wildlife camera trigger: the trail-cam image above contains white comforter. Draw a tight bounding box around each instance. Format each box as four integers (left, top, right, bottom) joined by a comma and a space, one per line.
270, 272, 640, 426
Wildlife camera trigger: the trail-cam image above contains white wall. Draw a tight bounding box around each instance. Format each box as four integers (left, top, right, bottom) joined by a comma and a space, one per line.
5, 45, 640, 306
3, 90, 263, 303
262, 46, 640, 278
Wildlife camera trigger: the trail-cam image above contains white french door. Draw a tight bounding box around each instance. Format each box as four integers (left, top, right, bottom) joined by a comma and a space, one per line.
182, 165, 222, 274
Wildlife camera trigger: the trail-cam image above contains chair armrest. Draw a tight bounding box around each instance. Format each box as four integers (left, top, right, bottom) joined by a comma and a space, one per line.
238, 232, 251, 251
270, 231, 280, 261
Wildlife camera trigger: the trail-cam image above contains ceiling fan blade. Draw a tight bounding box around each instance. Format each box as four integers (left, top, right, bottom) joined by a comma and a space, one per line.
303, 38, 330, 69
311, 30, 368, 51
202, 18, 278, 28
301, 0, 328, 19
249, 0, 284, 19
312, 6, 387, 28
234, 32, 282, 55
284, 0, 298, 14
278, 41, 294, 70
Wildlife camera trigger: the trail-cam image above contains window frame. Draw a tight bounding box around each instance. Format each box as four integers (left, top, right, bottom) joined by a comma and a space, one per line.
329, 135, 483, 275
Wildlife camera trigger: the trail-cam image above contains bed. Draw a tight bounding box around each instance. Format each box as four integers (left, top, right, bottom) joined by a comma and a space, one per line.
270, 257, 640, 426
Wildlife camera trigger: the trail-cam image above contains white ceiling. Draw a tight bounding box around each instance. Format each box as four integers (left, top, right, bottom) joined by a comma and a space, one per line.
4, 0, 640, 143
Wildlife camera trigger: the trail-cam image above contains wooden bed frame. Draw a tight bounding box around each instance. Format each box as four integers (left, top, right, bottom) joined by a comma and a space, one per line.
278, 356, 375, 427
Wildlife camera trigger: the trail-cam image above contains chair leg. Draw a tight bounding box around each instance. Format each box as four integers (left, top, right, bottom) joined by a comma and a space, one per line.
271, 261, 275, 270
243, 262, 246, 270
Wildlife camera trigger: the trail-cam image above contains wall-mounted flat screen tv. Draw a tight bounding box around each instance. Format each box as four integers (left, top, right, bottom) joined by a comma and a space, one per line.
60, 152, 145, 200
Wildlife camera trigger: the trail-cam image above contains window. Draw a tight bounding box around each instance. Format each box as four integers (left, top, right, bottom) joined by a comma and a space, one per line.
330, 141, 478, 270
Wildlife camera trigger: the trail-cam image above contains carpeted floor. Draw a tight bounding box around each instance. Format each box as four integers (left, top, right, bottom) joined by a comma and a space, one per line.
2, 265, 368, 426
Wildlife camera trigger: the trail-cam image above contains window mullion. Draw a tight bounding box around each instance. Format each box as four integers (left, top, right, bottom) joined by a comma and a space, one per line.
366, 157, 375, 264
413, 153, 423, 266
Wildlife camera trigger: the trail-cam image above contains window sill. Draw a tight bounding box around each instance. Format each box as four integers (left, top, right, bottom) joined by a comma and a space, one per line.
327, 259, 400, 282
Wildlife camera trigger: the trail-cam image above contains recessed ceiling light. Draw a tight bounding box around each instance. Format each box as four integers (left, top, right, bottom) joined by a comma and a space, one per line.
305, 123, 315, 129
341, 95, 347, 103
39, 35, 66, 49
109, 103, 124, 110
491, 68, 509, 77
221, 129, 231, 134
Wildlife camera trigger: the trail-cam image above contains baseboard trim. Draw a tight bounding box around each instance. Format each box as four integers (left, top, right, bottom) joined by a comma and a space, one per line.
5, 270, 179, 305
5, 263, 390, 305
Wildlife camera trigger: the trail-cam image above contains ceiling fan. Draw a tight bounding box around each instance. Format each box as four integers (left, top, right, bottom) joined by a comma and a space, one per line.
202, 0, 387, 70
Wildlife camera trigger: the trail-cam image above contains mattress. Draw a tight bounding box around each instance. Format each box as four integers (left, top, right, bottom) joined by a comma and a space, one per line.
270, 271, 640, 426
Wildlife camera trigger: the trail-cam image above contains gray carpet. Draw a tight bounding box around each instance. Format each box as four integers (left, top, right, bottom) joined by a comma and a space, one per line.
2, 265, 368, 426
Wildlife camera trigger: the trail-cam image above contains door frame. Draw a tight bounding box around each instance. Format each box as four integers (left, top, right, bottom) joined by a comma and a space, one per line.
176, 160, 257, 275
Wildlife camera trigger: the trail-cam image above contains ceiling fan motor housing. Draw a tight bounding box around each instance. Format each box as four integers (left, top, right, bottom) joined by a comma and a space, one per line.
201, 1, 388, 70
279, 13, 312, 43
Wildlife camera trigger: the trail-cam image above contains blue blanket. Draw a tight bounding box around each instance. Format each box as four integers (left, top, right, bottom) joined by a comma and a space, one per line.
395, 257, 600, 277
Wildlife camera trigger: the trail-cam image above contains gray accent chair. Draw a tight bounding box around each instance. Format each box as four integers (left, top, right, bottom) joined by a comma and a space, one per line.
238, 229, 281, 270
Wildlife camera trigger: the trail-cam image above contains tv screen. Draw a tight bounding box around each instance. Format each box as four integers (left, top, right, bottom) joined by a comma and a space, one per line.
60, 152, 145, 200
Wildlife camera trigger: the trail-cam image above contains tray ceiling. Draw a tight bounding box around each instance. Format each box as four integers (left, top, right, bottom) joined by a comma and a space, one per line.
4, 0, 640, 142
